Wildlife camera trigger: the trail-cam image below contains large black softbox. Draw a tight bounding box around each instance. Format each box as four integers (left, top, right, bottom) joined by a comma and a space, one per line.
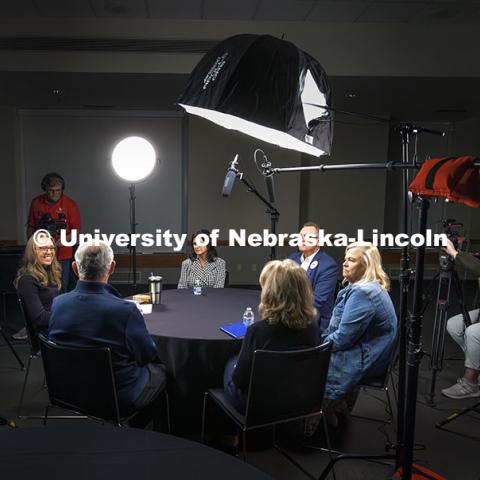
177, 34, 332, 157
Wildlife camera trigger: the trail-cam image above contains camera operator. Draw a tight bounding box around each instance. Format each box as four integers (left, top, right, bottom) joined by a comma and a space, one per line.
27, 173, 81, 292
441, 238, 480, 399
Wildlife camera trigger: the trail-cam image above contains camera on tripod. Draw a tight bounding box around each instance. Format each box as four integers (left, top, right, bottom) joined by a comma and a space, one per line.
38, 212, 67, 238
442, 218, 464, 249
439, 218, 464, 269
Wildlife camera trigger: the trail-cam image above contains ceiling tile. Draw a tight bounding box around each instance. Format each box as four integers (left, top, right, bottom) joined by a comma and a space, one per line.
203, 0, 258, 20
38, 0, 95, 18
0, 0, 38, 17
147, 0, 202, 19
411, 2, 480, 23
357, 2, 424, 22
254, 0, 316, 21
90, 0, 148, 18
307, 1, 370, 22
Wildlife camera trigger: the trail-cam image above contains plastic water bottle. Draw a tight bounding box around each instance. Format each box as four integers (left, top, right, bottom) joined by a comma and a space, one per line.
243, 307, 255, 327
193, 279, 202, 296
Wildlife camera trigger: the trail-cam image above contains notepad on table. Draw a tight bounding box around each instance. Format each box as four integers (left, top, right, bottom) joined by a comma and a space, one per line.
220, 321, 247, 339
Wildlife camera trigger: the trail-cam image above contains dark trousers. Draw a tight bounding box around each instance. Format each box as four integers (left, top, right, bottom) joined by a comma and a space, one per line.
128, 363, 168, 431
60, 259, 72, 292
223, 355, 247, 414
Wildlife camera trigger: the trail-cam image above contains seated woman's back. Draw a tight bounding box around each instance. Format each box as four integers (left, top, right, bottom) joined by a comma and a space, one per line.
224, 259, 320, 411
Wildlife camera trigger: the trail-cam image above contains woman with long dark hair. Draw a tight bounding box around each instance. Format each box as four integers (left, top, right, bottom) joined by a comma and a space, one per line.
177, 229, 226, 289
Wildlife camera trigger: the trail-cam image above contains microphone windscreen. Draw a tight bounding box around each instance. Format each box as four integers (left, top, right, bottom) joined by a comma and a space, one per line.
222, 169, 237, 197
265, 174, 276, 203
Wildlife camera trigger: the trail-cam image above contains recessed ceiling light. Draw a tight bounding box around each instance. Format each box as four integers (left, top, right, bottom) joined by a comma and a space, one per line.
345, 92, 357, 99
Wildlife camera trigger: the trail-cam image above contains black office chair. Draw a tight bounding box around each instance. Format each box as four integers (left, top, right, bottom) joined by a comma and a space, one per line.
352, 335, 399, 425
38, 334, 170, 430
201, 342, 332, 474
17, 297, 42, 418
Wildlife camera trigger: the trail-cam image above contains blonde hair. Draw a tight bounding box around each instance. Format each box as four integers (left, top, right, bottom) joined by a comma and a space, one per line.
345, 242, 390, 290
258, 259, 317, 329
15, 232, 62, 290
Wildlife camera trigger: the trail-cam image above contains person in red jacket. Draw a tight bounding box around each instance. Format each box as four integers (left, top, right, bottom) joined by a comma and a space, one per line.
26, 172, 81, 293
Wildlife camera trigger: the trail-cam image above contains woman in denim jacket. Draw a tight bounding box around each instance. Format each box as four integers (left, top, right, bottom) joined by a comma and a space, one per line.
323, 242, 397, 400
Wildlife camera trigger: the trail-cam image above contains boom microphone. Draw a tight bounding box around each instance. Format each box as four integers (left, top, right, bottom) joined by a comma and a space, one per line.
222, 154, 239, 197
261, 154, 276, 204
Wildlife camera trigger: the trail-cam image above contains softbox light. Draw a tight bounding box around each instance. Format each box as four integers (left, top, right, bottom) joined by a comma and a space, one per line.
177, 34, 332, 157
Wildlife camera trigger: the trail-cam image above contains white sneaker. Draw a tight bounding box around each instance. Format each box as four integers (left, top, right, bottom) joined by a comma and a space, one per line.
441, 377, 480, 399
12, 327, 27, 341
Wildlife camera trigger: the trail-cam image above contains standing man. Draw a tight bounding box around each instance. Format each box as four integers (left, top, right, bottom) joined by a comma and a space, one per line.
289, 222, 338, 333
27, 172, 81, 291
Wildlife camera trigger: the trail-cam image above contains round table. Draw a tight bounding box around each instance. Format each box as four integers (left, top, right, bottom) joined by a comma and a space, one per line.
0, 425, 273, 480
144, 288, 260, 432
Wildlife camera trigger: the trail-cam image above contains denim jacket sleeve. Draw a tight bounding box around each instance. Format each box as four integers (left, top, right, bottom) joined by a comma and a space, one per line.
324, 287, 375, 352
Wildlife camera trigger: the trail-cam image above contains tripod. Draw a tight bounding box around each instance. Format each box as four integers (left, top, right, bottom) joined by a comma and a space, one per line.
422, 252, 472, 404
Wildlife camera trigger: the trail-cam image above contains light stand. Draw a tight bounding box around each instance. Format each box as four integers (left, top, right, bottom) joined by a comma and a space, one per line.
129, 184, 137, 287
111, 136, 157, 290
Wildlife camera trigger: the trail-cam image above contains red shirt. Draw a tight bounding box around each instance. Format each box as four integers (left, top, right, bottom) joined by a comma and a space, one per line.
27, 193, 81, 261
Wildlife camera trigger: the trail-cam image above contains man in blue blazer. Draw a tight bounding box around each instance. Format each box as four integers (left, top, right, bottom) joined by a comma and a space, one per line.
48, 241, 167, 429
289, 222, 338, 333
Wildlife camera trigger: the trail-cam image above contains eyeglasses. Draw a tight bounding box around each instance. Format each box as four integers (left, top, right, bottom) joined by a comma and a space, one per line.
37, 246, 55, 252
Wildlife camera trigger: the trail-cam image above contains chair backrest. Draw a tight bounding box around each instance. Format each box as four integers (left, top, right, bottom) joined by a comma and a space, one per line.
360, 326, 399, 389
244, 341, 332, 427
38, 334, 121, 423
17, 296, 40, 355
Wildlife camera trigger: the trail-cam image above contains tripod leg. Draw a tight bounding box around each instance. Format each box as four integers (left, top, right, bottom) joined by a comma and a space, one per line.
0, 326, 25, 370
452, 271, 472, 327
436, 400, 480, 428
1, 292, 25, 370
428, 271, 451, 404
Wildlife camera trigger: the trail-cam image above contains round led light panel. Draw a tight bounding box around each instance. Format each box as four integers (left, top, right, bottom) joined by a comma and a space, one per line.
111, 136, 156, 182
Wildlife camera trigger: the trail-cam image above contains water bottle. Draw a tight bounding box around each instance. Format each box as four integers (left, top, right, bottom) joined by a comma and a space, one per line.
193, 278, 202, 296
243, 307, 255, 327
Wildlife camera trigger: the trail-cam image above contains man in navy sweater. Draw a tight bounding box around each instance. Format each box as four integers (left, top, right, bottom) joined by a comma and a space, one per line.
48, 241, 166, 428
289, 222, 338, 333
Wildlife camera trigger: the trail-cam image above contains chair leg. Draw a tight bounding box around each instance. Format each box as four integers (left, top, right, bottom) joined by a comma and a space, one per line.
43, 405, 49, 426
17, 355, 32, 418
201, 392, 209, 444
164, 389, 171, 434
385, 387, 395, 424
241, 429, 247, 462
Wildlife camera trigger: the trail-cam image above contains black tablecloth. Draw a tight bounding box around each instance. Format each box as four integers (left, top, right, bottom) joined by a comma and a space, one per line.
0, 425, 272, 480
144, 288, 260, 431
